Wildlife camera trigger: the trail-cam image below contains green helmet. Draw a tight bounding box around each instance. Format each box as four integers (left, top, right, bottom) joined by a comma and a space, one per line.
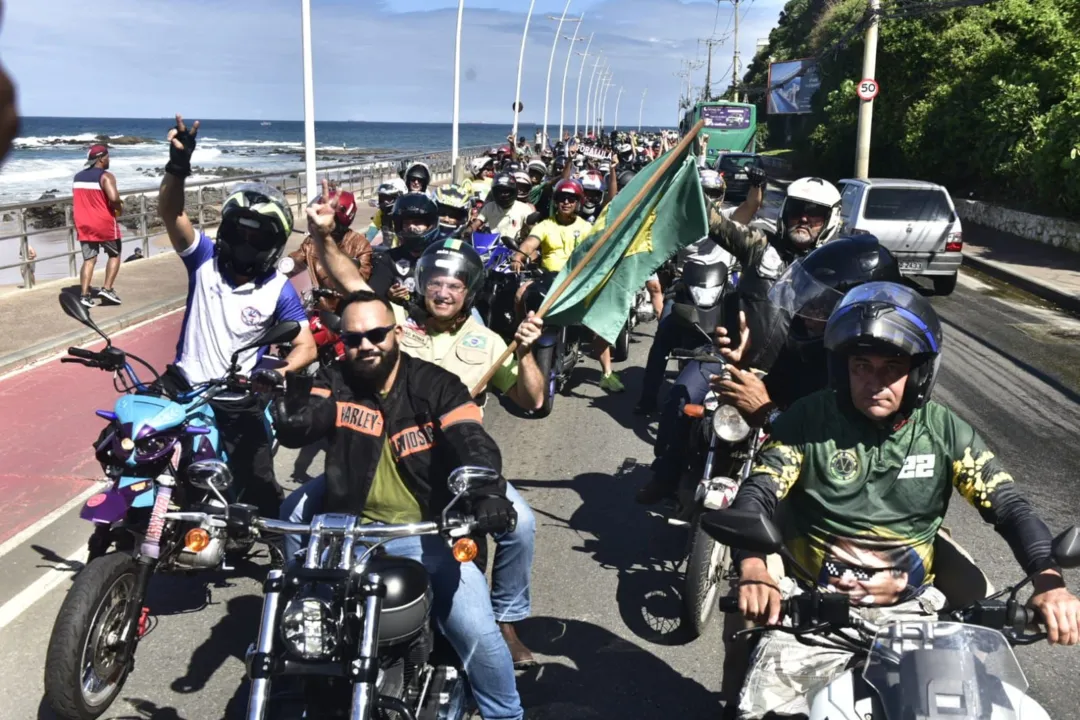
217, 182, 294, 277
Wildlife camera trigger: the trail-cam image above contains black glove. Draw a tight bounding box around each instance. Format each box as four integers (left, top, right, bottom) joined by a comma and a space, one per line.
747, 165, 768, 189
271, 396, 312, 433
472, 495, 517, 535
166, 123, 198, 178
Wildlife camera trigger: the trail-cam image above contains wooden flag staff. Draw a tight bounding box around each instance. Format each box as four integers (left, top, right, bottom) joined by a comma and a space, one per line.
469, 119, 706, 397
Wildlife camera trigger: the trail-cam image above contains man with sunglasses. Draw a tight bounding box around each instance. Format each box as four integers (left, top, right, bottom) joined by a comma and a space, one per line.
157, 115, 317, 517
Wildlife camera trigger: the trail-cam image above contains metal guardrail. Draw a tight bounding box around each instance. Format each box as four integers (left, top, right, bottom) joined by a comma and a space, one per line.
0, 144, 490, 289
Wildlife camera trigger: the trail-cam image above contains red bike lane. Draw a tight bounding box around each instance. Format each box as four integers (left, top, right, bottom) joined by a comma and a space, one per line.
0, 311, 184, 546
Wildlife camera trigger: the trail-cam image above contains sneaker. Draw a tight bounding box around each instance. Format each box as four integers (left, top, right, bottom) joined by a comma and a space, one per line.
79, 294, 94, 308
599, 372, 625, 393
97, 287, 122, 305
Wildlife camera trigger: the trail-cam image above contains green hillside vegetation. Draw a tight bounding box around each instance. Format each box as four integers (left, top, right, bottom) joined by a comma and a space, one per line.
739, 0, 1080, 218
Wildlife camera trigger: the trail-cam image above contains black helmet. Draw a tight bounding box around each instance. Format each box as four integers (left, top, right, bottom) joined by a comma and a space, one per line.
492, 172, 517, 207
414, 238, 485, 309
552, 155, 568, 174
217, 182, 294, 278
769, 234, 902, 347
403, 162, 432, 192
824, 281, 943, 414
392, 192, 441, 252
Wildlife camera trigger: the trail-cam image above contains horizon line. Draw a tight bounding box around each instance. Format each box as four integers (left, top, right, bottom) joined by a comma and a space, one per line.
19, 115, 673, 128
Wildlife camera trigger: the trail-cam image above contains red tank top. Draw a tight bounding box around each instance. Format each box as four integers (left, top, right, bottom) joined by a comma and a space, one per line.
73, 167, 119, 242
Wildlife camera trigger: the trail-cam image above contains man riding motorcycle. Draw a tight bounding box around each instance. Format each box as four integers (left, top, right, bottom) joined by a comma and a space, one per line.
156, 114, 317, 517
402, 161, 434, 197
472, 172, 534, 243
367, 192, 442, 305
719, 281, 1080, 719
468, 155, 496, 199
271, 281, 524, 720
434, 184, 473, 240
366, 177, 406, 245
287, 189, 372, 314
292, 230, 548, 668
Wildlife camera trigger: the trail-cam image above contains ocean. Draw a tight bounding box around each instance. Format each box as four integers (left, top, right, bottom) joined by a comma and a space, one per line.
1, 117, 670, 204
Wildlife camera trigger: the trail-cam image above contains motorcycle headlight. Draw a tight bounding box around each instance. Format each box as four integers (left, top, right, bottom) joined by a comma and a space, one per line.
134, 435, 177, 462
689, 284, 723, 308
712, 403, 751, 443
280, 596, 339, 660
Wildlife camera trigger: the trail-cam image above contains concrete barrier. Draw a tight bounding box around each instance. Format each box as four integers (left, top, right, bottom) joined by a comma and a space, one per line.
954, 199, 1080, 254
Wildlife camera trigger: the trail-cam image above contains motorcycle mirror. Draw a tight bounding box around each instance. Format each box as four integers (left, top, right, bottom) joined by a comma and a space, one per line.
448, 466, 501, 496
58, 292, 110, 344
700, 509, 784, 555
318, 311, 342, 334
500, 233, 521, 252
1051, 527, 1080, 569
231, 321, 303, 362
187, 459, 234, 493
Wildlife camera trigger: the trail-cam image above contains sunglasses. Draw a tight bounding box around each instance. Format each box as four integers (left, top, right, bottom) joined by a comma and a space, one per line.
823, 559, 902, 582
555, 194, 579, 205
786, 200, 828, 220
341, 324, 396, 348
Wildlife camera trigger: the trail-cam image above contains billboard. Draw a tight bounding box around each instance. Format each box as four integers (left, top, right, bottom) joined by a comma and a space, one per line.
767, 59, 821, 115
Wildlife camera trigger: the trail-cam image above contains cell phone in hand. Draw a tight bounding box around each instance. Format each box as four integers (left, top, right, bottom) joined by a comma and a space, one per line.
284, 371, 314, 412
723, 292, 742, 355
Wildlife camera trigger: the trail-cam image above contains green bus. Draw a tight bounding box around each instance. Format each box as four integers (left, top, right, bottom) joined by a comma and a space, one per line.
680, 100, 757, 164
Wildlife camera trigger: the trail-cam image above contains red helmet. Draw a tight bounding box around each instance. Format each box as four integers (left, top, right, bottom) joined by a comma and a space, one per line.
553, 179, 584, 203
498, 145, 513, 158
334, 191, 357, 228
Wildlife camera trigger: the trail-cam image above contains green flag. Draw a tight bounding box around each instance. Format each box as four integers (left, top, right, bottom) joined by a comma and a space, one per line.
544, 151, 708, 344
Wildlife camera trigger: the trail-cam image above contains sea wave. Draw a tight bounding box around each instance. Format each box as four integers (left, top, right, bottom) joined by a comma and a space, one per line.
14, 133, 162, 149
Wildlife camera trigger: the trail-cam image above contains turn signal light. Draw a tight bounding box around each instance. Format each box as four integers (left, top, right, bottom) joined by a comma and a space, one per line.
184, 528, 211, 553
683, 404, 706, 418
452, 537, 479, 563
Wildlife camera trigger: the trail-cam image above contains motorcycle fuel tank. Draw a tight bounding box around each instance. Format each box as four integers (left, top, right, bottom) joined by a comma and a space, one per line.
365, 554, 434, 646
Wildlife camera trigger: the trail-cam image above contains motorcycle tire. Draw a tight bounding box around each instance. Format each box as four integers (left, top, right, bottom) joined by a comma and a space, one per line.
44, 552, 139, 720
682, 515, 730, 640
533, 344, 557, 418
613, 320, 631, 363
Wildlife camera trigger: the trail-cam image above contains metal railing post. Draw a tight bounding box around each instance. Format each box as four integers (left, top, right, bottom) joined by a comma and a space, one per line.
197, 186, 205, 229
18, 209, 32, 288
139, 195, 149, 257
65, 204, 77, 277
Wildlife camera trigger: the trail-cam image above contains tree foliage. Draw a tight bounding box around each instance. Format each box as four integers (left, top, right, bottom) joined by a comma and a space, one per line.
742, 0, 1080, 217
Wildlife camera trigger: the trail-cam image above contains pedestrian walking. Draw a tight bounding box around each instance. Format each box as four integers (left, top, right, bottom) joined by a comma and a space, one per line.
73, 144, 123, 306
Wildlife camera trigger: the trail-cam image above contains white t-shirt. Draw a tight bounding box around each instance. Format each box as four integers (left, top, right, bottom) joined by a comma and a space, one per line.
175, 233, 306, 384
479, 200, 533, 240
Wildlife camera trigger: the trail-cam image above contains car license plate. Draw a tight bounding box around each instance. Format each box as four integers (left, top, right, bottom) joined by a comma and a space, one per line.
899, 260, 925, 273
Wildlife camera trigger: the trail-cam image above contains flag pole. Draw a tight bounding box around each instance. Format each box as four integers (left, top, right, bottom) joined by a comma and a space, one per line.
470, 118, 706, 397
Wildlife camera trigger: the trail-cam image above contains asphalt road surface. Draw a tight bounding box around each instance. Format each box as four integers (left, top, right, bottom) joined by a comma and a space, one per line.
1, 267, 1079, 719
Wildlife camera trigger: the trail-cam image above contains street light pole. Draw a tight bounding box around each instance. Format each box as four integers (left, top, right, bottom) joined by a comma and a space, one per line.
543, 0, 573, 149
573, 34, 594, 139
584, 54, 603, 139
589, 69, 606, 138
599, 78, 614, 136
512, 0, 537, 142
614, 86, 624, 131
639, 88, 647, 132
451, 0, 465, 174
300, 0, 317, 202
559, 15, 584, 143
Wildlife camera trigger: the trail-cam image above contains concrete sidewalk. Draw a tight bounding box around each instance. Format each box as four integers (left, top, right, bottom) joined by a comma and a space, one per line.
962, 222, 1080, 314
0, 204, 379, 376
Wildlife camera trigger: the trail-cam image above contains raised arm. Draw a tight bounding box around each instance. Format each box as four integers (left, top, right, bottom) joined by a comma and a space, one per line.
308, 179, 372, 294
157, 114, 200, 254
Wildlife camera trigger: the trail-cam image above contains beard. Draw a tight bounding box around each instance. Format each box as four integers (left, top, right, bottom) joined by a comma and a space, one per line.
344, 343, 400, 389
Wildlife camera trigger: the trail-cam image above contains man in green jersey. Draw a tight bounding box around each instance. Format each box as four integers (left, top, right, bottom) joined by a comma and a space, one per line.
725, 281, 1080, 719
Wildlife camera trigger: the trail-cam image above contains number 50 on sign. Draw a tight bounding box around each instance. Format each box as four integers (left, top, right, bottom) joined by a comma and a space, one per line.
857, 78, 879, 101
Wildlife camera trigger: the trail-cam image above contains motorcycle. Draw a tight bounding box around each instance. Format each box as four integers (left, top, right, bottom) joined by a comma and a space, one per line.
232, 466, 502, 720
522, 272, 588, 419
43, 292, 300, 720
704, 510, 1080, 720
471, 231, 522, 343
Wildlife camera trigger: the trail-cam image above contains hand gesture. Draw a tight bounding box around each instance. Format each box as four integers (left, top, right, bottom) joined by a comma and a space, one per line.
747, 165, 768, 189
166, 114, 200, 178
388, 283, 412, 304
738, 557, 783, 625
306, 178, 339, 239
714, 310, 750, 364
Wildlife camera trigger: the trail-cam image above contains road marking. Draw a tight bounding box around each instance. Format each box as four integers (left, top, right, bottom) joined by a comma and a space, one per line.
0, 546, 85, 631
0, 481, 106, 560
0, 306, 184, 383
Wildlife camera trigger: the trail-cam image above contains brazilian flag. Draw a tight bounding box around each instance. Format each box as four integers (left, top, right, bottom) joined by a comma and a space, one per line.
544, 150, 708, 344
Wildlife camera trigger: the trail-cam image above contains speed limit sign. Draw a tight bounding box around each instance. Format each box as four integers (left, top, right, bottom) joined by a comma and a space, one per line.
857, 78, 879, 101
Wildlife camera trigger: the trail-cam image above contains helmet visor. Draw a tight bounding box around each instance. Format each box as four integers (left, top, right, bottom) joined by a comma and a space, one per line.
824, 282, 941, 357
768, 258, 848, 326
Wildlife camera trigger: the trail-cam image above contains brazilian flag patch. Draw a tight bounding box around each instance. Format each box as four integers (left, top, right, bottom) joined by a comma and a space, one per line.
461, 334, 487, 350
444, 238, 463, 251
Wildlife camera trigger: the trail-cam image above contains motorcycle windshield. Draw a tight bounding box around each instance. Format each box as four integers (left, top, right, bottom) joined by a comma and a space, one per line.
862, 621, 1028, 720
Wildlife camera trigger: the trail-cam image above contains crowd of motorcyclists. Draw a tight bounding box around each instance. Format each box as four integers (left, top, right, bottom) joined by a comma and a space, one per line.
42, 109, 1080, 720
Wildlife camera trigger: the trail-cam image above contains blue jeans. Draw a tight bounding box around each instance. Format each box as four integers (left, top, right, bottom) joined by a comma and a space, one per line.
638, 302, 699, 407
278, 477, 528, 720
653, 360, 721, 486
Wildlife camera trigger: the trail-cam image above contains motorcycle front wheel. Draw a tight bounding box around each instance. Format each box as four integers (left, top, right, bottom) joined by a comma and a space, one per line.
682, 515, 730, 639
533, 344, 557, 418
44, 552, 139, 720
613, 320, 631, 363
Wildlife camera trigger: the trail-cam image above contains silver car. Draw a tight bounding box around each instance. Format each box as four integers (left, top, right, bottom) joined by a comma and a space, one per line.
836, 178, 963, 295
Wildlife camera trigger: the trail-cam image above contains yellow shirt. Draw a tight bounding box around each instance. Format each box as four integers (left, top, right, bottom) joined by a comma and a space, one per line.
362, 438, 423, 524
529, 216, 593, 272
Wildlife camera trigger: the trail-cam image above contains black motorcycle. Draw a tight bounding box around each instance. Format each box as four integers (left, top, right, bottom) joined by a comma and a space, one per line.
232, 467, 504, 720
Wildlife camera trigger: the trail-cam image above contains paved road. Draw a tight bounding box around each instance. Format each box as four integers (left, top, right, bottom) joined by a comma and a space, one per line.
1, 268, 1079, 719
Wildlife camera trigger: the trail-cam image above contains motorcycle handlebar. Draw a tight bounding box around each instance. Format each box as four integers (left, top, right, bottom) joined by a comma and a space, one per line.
68, 346, 99, 360
247, 515, 477, 539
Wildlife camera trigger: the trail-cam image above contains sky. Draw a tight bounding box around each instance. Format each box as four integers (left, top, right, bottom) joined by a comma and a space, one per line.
0, 0, 786, 127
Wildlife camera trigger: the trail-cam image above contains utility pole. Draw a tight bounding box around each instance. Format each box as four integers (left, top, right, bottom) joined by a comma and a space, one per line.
854, 0, 881, 178
639, 88, 647, 132
614, 86, 624, 131
698, 37, 724, 102
731, 0, 741, 102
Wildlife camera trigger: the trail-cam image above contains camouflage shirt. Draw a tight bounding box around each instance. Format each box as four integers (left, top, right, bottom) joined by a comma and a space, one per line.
732, 389, 1055, 605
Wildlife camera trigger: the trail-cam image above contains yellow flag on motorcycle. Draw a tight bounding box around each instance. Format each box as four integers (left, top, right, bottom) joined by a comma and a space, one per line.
544, 151, 709, 344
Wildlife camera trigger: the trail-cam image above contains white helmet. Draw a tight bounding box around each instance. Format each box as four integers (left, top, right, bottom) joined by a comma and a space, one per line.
527, 159, 548, 177
699, 169, 725, 191
469, 156, 494, 178
776, 177, 842, 248
378, 178, 407, 197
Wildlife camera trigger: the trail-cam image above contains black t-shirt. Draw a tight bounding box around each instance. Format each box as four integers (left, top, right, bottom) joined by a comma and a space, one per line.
369, 246, 421, 299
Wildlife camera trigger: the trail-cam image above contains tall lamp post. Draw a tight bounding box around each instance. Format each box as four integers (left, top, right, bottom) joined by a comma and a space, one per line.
613, 86, 624, 132
451, 0, 465, 172
573, 33, 595, 138
638, 88, 647, 132
512, 0, 537, 142
558, 15, 585, 142
542, 0, 575, 149
300, 0, 317, 202
584, 54, 603, 139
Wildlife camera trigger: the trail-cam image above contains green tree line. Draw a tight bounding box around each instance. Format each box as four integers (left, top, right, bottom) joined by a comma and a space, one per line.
739, 0, 1080, 219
